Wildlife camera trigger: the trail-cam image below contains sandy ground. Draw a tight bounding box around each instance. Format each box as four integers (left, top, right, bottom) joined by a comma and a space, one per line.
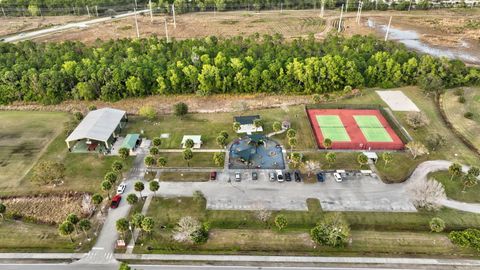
0, 15, 89, 36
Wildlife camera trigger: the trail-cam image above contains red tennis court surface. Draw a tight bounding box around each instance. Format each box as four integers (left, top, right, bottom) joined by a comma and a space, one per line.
307, 109, 404, 150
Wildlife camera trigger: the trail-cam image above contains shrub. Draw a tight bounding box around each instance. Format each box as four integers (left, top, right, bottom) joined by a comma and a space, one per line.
449, 228, 480, 251
190, 226, 209, 244
138, 105, 156, 120
454, 88, 465, 96
310, 213, 350, 248
458, 96, 466, 103
174, 102, 189, 117
429, 217, 445, 232
464, 112, 474, 119
405, 112, 430, 129
274, 215, 288, 231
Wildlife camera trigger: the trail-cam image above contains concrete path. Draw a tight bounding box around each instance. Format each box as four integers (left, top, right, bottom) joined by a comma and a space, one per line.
125, 194, 153, 254
156, 149, 225, 153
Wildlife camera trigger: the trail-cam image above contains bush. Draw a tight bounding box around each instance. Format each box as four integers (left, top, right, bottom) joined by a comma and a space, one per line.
464, 112, 474, 119
139, 105, 156, 120
449, 228, 480, 251
174, 102, 188, 117
274, 215, 288, 231
429, 217, 445, 232
310, 213, 350, 248
458, 96, 466, 103
190, 226, 209, 244
454, 88, 465, 96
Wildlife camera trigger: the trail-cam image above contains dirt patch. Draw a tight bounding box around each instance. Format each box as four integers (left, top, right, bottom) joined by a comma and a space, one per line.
1, 193, 94, 224
0, 15, 89, 37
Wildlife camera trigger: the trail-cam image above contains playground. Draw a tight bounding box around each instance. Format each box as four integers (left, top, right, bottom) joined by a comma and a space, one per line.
307, 109, 404, 150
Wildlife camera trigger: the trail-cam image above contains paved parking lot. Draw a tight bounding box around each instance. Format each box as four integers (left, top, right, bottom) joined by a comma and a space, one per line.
156, 170, 416, 212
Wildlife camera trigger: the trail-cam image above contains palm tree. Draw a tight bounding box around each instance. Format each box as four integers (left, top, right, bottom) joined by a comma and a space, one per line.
233, 122, 241, 132
323, 138, 332, 149
134, 181, 145, 198
382, 152, 392, 168
66, 213, 80, 235
183, 148, 193, 167
126, 193, 139, 205
325, 152, 336, 168
449, 163, 462, 181
0, 203, 6, 221
92, 193, 103, 212
101, 180, 112, 199
157, 157, 167, 167
149, 181, 160, 197
58, 221, 75, 242
288, 137, 297, 151
116, 218, 129, 240
78, 219, 92, 238
141, 217, 155, 238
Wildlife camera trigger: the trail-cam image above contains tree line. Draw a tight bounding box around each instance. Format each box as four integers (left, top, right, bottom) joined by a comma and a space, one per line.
0, 34, 479, 105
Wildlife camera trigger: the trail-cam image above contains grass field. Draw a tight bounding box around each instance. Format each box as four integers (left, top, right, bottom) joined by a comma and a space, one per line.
430, 171, 480, 203
133, 196, 478, 256
124, 105, 316, 150
442, 87, 480, 151
160, 172, 211, 182
154, 152, 221, 168
0, 111, 69, 191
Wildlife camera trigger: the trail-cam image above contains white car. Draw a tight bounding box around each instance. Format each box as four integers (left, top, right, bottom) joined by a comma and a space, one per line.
235, 172, 241, 182
276, 170, 284, 182
333, 173, 343, 182
117, 183, 127, 194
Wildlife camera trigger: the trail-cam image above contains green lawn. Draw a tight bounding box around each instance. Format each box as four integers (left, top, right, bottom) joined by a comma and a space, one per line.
124, 105, 316, 150
160, 172, 211, 182
0, 220, 74, 252
133, 196, 479, 256
0, 111, 69, 191
155, 152, 221, 168
430, 171, 480, 203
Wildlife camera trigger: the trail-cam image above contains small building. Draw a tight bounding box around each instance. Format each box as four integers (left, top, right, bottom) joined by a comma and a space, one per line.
65, 108, 127, 153
120, 134, 141, 156
181, 135, 202, 149
363, 152, 378, 163
234, 115, 263, 134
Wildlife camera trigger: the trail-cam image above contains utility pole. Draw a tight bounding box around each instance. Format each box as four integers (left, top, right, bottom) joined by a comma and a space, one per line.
345, 0, 349, 12
1, 7, 5, 17
385, 16, 392, 41
164, 18, 169, 42
86, 6, 91, 17
408, 0, 412, 11
338, 4, 344, 33
375, 0, 378, 10
172, 4, 176, 29
134, 0, 138, 9
134, 7, 140, 38
320, 0, 324, 18
280, 3, 283, 13
149, 0, 153, 22
356, 1, 363, 24
95, 5, 98, 17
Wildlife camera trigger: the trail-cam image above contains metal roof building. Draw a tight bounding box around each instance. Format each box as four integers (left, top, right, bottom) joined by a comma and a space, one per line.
65, 108, 127, 149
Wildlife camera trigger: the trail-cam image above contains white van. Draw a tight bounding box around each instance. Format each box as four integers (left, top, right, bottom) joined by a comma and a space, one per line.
333, 172, 343, 182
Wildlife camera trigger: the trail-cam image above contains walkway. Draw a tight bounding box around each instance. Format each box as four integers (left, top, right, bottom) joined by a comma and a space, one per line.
157, 149, 225, 153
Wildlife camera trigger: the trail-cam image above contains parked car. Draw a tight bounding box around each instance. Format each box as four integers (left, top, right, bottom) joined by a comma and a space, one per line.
252, 172, 258, 180
110, 194, 122, 209
269, 172, 276, 181
210, 171, 217, 181
117, 183, 127, 194
285, 172, 291, 182
235, 172, 241, 181
333, 172, 343, 182
276, 170, 284, 182
316, 173, 325, 182
294, 171, 301, 182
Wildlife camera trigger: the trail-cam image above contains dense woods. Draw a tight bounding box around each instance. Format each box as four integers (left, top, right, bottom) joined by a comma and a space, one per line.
0, 34, 479, 105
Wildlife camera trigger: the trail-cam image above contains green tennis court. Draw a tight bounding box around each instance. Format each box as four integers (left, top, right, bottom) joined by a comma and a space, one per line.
315, 115, 351, 142
354, 115, 393, 142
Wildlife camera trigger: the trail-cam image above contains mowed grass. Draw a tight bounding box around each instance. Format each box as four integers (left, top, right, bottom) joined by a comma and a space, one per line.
156, 152, 221, 168
442, 87, 480, 151
430, 171, 480, 203
160, 172, 210, 182
0, 111, 69, 190
0, 220, 74, 252
134, 197, 478, 256
124, 105, 316, 150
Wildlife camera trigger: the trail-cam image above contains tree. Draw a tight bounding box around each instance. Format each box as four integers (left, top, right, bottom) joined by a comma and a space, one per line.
149, 147, 159, 156
286, 128, 297, 139
101, 180, 112, 199
134, 181, 145, 198
216, 135, 227, 148
288, 137, 297, 151
152, 137, 162, 147
312, 94, 322, 104
183, 148, 193, 167
157, 157, 167, 167
149, 181, 160, 197
382, 152, 393, 168
213, 152, 225, 167
104, 172, 118, 184
119, 262, 131, 270
253, 119, 263, 128
116, 218, 130, 240
462, 173, 478, 191
0, 203, 6, 220
272, 121, 282, 132
449, 228, 480, 251
79, 219, 92, 238
310, 213, 350, 248
233, 122, 241, 132
357, 153, 369, 168
289, 152, 303, 168
126, 193, 139, 205
305, 160, 321, 177
58, 221, 75, 242
418, 73, 444, 97
429, 217, 445, 233
138, 105, 156, 120
88, 104, 97, 111
406, 141, 429, 159
131, 213, 145, 231
66, 213, 80, 234
408, 178, 446, 211
144, 155, 156, 167
468, 167, 480, 178
325, 152, 336, 168
405, 112, 430, 130
448, 163, 462, 181
141, 216, 155, 237
184, 139, 195, 149
219, 131, 229, 139
112, 160, 123, 172
92, 194, 103, 212
274, 215, 288, 231
174, 102, 188, 117
31, 161, 65, 186
323, 138, 332, 149
73, 112, 84, 121
28, 4, 40, 16
118, 148, 130, 160
426, 133, 446, 151
173, 216, 201, 243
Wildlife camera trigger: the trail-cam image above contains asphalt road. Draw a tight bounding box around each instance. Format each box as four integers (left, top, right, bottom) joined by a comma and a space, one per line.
2, 9, 149, 42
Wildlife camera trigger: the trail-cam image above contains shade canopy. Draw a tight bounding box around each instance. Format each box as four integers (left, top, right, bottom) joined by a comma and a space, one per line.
66, 108, 126, 143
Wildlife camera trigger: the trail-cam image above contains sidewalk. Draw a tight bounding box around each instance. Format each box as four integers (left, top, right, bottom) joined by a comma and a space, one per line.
0, 253, 84, 260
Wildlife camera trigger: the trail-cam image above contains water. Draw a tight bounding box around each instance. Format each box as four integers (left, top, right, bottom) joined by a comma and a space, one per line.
367, 19, 480, 65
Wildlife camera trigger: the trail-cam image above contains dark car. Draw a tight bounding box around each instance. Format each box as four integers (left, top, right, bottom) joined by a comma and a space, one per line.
110, 194, 122, 209
252, 172, 258, 180
294, 171, 301, 182
210, 171, 217, 180
316, 173, 325, 182
285, 172, 291, 181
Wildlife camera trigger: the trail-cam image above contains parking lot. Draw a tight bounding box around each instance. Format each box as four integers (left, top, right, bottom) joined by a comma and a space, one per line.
156, 170, 417, 212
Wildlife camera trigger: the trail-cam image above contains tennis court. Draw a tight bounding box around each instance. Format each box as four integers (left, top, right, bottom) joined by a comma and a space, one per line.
307, 109, 404, 150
